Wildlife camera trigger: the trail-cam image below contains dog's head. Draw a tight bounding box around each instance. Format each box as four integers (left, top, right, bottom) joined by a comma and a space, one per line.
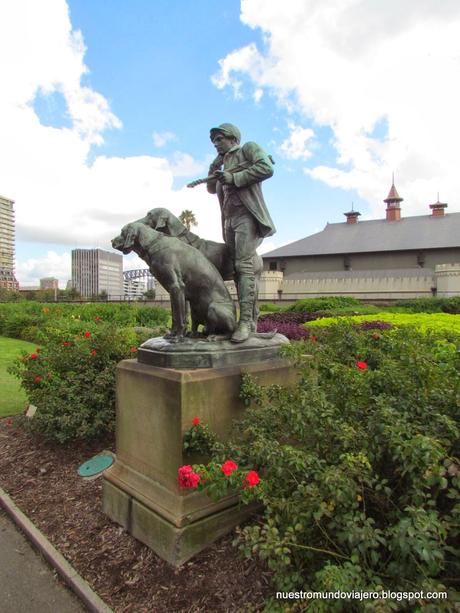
111, 222, 142, 254
146, 208, 187, 237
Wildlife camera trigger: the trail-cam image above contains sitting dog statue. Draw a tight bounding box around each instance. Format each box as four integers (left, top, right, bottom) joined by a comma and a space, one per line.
138, 208, 263, 330
112, 222, 236, 340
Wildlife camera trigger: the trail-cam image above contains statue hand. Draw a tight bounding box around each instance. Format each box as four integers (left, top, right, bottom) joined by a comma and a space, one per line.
214, 170, 234, 185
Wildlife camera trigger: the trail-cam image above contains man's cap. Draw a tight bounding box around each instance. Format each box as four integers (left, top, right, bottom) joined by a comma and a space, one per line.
210, 123, 241, 144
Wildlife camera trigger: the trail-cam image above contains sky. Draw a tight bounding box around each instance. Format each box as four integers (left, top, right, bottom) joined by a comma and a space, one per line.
1, 0, 460, 287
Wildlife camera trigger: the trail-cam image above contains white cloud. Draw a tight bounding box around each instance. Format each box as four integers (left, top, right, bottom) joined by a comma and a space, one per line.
214, 0, 460, 215
169, 152, 208, 178
0, 0, 223, 286
152, 131, 177, 147
280, 123, 315, 160
16, 251, 72, 287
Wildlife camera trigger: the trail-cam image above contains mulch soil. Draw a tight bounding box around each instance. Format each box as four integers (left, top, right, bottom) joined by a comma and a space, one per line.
0, 417, 273, 612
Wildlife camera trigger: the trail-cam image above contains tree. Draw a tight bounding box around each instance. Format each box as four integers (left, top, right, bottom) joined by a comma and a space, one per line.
64, 286, 81, 300
179, 209, 197, 231
143, 289, 156, 300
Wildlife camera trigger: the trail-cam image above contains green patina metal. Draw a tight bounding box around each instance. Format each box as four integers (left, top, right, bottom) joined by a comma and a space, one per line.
78, 454, 113, 477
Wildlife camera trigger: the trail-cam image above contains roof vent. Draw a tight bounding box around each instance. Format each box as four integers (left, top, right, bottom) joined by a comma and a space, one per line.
344, 208, 361, 224
429, 195, 447, 217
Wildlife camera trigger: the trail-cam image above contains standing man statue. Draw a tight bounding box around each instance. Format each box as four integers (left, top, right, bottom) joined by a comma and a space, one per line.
206, 123, 276, 343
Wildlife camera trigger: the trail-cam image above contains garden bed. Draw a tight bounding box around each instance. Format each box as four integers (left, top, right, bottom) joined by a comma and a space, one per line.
0, 418, 272, 612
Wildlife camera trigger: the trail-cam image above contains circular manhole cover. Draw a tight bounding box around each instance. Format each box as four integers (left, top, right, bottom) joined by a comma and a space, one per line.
78, 454, 113, 477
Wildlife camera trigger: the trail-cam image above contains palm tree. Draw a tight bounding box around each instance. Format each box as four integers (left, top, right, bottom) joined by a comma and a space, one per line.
179, 209, 198, 231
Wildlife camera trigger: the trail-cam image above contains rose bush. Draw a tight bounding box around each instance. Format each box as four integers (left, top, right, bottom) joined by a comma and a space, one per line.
9, 323, 140, 442
187, 323, 459, 609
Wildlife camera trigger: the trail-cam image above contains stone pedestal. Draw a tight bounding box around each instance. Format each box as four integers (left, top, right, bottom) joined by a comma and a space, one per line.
103, 356, 295, 566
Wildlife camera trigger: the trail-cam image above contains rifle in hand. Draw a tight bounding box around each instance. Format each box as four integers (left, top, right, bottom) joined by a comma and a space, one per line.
186, 155, 275, 188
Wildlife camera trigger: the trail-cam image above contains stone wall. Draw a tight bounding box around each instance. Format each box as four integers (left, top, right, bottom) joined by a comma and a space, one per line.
153, 264, 460, 304
435, 263, 460, 297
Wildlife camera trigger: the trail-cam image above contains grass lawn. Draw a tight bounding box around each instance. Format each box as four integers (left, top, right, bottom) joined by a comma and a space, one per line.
0, 336, 35, 418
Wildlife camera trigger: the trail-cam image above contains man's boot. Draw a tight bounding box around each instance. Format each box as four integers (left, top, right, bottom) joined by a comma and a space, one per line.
231, 276, 255, 343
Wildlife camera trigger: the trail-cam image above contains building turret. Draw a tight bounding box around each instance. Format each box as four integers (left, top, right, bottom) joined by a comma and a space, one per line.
384, 179, 403, 221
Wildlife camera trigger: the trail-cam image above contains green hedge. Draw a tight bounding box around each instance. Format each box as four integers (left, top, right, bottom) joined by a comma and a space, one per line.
285, 296, 361, 313
0, 302, 169, 343
396, 296, 460, 314
307, 312, 460, 335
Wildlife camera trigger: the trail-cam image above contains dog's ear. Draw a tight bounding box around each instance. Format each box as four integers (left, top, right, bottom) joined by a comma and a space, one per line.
166, 214, 187, 237
122, 224, 138, 251
146, 208, 166, 230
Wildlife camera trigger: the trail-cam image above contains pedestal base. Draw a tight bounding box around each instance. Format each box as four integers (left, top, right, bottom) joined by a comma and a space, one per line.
103, 480, 258, 566
103, 357, 296, 565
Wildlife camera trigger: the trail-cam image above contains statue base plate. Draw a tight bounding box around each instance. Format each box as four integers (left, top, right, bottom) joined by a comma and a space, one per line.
138, 332, 289, 368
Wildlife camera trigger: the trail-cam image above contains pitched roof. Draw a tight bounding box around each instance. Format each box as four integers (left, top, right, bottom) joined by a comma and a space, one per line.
263, 213, 460, 258
384, 183, 403, 203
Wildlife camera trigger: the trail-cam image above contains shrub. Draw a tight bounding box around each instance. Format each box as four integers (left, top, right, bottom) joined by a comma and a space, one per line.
133, 326, 166, 345
285, 296, 361, 313
0, 301, 169, 342
259, 312, 319, 324
395, 297, 449, 313
259, 303, 282, 313
9, 324, 139, 443
443, 297, 460, 314
258, 312, 317, 339
395, 296, 460, 315
257, 319, 310, 341
307, 312, 460, 335
189, 323, 459, 607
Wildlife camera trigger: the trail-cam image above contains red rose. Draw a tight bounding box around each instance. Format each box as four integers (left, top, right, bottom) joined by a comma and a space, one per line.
95, 316, 102, 321
221, 460, 238, 476
5, 418, 13, 427
245, 470, 260, 487
63, 341, 70, 347
34, 375, 41, 382
30, 353, 38, 359
84, 331, 91, 338
372, 333, 381, 341
310, 335, 317, 342
191, 417, 201, 425
90, 350, 97, 356
130, 347, 138, 353
177, 465, 201, 489
356, 361, 368, 370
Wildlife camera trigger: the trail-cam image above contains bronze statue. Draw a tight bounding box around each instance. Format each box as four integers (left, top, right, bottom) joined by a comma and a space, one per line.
188, 123, 275, 343
138, 207, 263, 331
112, 222, 236, 340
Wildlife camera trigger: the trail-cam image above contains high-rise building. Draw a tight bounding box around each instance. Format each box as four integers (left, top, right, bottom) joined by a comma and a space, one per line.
0, 195, 19, 290
71, 248, 123, 299
123, 277, 147, 299
40, 277, 59, 290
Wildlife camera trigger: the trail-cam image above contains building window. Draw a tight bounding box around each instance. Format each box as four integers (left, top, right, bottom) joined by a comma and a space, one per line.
269, 261, 278, 271
343, 255, 351, 271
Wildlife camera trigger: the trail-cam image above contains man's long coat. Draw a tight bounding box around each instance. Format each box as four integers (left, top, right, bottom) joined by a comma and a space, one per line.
207, 142, 276, 239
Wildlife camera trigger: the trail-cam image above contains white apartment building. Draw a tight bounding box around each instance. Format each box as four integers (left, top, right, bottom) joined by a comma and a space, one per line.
71, 249, 123, 299
0, 195, 19, 290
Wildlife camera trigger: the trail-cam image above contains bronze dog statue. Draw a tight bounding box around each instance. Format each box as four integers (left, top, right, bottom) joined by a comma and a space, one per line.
138, 208, 262, 330
112, 222, 236, 340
